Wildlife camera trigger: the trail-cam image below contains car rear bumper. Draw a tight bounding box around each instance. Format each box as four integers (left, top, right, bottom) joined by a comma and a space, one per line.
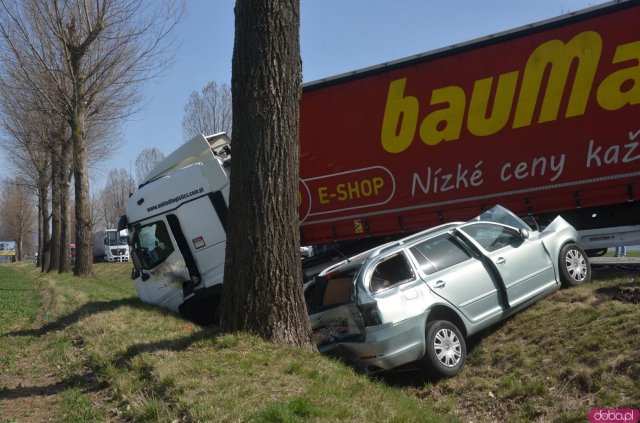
319, 313, 426, 371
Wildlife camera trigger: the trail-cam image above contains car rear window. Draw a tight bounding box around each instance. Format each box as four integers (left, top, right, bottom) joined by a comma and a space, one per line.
410, 234, 470, 274
370, 252, 415, 293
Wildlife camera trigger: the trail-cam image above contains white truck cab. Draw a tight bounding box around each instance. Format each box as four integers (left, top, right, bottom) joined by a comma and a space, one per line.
92, 229, 130, 262
120, 132, 231, 323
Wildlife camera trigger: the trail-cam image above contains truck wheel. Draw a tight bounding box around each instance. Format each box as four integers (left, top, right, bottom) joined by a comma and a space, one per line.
422, 320, 466, 377
559, 243, 591, 287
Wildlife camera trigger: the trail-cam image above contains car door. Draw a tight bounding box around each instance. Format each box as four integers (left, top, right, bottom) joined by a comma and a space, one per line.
407, 234, 504, 324
458, 222, 556, 308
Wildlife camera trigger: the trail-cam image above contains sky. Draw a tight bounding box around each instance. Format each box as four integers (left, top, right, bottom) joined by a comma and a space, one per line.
1, 0, 609, 191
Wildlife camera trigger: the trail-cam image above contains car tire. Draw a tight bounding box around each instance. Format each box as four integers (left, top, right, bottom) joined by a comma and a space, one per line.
422, 320, 466, 377
559, 243, 591, 287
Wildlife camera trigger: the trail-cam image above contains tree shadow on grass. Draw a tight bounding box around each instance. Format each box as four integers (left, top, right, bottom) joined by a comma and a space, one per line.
0, 370, 106, 401
1, 297, 220, 403
111, 324, 218, 368
4, 294, 225, 361
3, 297, 150, 338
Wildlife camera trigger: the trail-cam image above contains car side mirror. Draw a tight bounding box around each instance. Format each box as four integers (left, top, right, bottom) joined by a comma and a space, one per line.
519, 228, 530, 239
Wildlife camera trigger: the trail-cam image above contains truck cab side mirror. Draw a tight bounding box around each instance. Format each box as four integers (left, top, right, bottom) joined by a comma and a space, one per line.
117, 215, 128, 232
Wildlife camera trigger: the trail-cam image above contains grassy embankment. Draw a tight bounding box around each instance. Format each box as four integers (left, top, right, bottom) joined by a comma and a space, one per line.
0, 262, 451, 422
1, 261, 638, 422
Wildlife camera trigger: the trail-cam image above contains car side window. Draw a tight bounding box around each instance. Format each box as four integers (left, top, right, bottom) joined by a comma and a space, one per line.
409, 234, 470, 274
370, 252, 414, 293
460, 223, 522, 252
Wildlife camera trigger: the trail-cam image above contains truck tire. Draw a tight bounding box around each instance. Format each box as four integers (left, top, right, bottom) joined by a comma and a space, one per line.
422, 320, 466, 377
559, 243, 591, 287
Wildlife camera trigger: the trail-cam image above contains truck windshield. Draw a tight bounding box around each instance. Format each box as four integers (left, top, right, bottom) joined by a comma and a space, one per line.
107, 231, 118, 246
107, 231, 129, 246
132, 221, 175, 270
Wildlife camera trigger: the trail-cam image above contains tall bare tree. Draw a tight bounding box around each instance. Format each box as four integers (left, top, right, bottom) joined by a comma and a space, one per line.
0, 118, 48, 269
134, 147, 165, 187
0, 0, 183, 276
182, 81, 233, 141
0, 177, 36, 261
219, 0, 311, 348
98, 168, 135, 228
0, 37, 118, 274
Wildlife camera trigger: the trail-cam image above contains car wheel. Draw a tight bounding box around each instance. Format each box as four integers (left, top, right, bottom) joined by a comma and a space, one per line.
423, 320, 466, 377
559, 243, 591, 287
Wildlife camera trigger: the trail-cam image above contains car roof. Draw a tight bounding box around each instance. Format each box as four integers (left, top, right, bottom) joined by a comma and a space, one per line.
318, 205, 528, 277
319, 221, 462, 276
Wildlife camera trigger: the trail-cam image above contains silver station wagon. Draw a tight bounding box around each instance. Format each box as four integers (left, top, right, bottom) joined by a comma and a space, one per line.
303, 206, 591, 376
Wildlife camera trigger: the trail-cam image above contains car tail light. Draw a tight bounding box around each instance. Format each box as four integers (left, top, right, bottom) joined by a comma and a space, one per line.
359, 302, 382, 327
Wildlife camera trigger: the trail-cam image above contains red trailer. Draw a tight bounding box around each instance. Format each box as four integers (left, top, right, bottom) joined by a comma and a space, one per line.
299, 0, 640, 253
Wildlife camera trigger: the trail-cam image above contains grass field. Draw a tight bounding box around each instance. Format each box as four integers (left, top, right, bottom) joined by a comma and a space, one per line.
1, 261, 638, 422
602, 248, 640, 258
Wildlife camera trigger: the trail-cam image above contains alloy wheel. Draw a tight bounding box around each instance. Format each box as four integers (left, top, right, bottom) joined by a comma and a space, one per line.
433, 328, 462, 367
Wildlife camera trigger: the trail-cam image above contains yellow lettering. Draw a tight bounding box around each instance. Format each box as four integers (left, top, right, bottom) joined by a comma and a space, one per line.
347, 182, 360, 199
372, 177, 384, 195
513, 31, 602, 128
377, 30, 637, 155
381, 78, 419, 153
318, 187, 329, 204
419, 86, 465, 146
336, 184, 347, 201
597, 40, 640, 110
467, 72, 519, 136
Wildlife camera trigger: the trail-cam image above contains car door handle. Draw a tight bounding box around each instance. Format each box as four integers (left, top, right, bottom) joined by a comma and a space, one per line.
496, 257, 506, 265
434, 280, 446, 289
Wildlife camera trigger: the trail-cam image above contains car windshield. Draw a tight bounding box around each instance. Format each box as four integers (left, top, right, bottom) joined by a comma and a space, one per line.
469, 205, 531, 231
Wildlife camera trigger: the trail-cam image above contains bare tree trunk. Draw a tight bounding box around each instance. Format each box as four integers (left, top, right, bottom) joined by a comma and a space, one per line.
72, 113, 93, 277
16, 235, 22, 261
40, 211, 50, 272
37, 177, 49, 270
48, 149, 61, 272
219, 0, 311, 348
36, 194, 43, 267
59, 141, 72, 273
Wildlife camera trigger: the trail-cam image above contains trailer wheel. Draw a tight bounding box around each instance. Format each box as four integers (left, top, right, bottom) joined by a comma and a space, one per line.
422, 320, 466, 377
559, 243, 591, 287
